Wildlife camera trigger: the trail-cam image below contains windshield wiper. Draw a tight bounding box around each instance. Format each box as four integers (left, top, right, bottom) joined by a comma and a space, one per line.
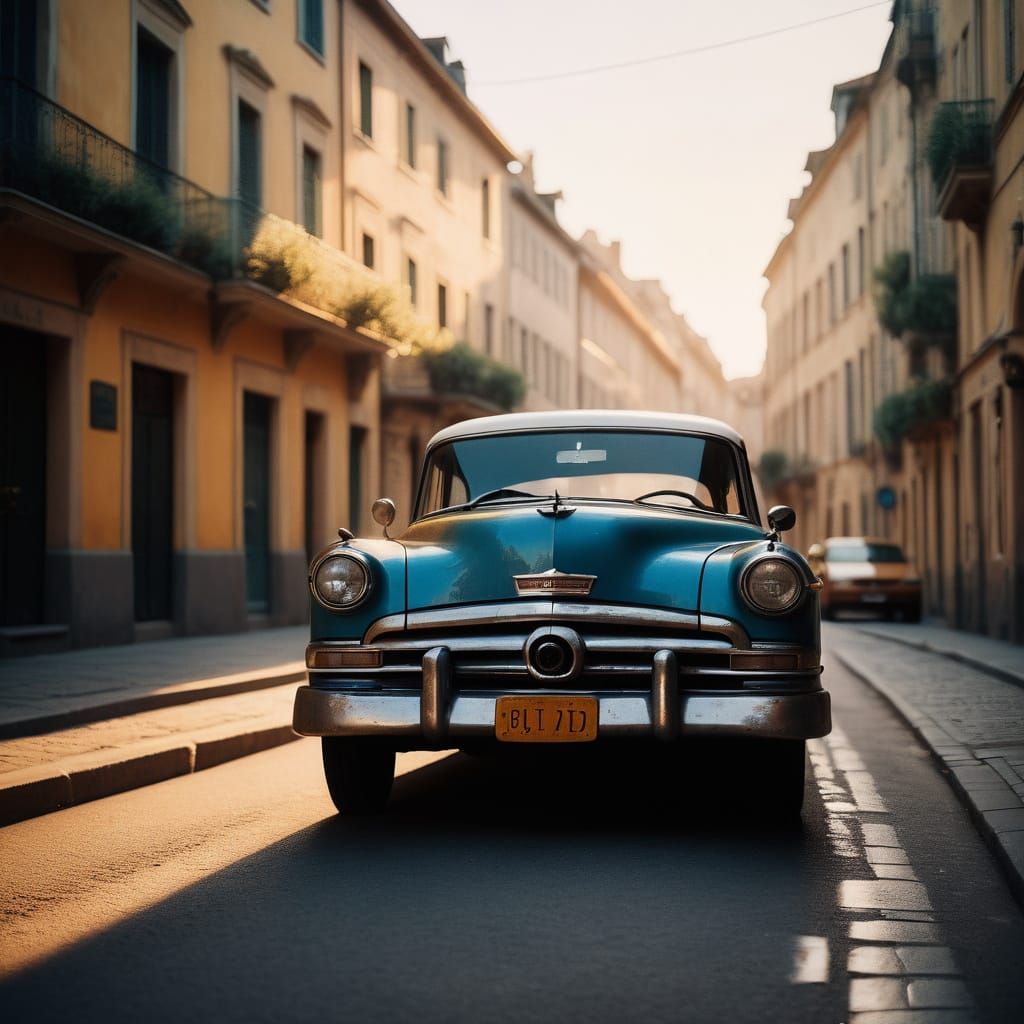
444, 488, 554, 514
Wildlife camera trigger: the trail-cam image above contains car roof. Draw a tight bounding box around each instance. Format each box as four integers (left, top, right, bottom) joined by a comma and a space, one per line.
426, 409, 746, 450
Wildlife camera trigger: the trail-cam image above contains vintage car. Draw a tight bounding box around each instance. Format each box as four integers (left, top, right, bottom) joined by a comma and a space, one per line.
293, 411, 831, 816
808, 536, 922, 622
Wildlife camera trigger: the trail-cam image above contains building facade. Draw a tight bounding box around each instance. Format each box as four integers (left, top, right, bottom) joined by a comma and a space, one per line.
504, 156, 579, 412
577, 232, 685, 412
0, 0, 385, 653
763, 1, 1024, 642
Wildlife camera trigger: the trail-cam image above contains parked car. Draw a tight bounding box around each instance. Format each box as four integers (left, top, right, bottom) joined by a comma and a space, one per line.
294, 411, 831, 817
807, 537, 922, 622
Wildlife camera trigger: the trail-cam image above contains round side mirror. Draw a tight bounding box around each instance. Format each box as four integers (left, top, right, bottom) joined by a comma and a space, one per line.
767, 504, 796, 534
371, 497, 397, 529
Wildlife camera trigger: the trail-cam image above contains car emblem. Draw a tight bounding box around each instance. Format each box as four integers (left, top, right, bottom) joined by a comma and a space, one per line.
513, 568, 596, 597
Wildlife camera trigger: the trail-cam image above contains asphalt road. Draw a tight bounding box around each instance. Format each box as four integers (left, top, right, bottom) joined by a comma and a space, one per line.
1, 626, 1023, 1023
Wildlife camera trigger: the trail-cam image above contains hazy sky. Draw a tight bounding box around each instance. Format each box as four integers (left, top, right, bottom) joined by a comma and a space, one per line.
401, 0, 894, 379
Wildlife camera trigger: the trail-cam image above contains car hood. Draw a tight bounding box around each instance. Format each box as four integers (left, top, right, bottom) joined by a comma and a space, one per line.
400, 502, 766, 614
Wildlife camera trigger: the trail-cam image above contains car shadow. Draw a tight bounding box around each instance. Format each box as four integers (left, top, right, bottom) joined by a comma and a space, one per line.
0, 750, 840, 1024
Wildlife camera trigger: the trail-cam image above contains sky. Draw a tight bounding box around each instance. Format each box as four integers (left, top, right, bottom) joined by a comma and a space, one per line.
401, 0, 895, 379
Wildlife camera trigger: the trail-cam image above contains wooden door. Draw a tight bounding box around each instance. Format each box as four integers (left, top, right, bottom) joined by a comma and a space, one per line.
132, 363, 174, 622
244, 392, 271, 612
0, 331, 47, 626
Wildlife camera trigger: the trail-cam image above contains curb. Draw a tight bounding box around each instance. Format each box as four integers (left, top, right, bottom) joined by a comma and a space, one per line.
833, 646, 1024, 910
850, 625, 1024, 692
0, 720, 302, 828
0, 665, 305, 741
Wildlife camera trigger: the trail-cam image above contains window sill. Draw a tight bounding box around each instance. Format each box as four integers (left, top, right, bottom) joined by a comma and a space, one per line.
398, 160, 420, 182
297, 37, 327, 67
352, 128, 379, 153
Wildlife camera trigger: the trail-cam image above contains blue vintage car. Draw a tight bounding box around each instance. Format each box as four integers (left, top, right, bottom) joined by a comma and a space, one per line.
293, 411, 830, 816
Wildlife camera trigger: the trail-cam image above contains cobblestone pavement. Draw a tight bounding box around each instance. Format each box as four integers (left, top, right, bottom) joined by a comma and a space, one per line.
827, 621, 1024, 902
847, 619, 1024, 689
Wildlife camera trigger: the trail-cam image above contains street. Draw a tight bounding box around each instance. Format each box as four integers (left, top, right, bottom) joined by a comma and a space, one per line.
2, 624, 1022, 1024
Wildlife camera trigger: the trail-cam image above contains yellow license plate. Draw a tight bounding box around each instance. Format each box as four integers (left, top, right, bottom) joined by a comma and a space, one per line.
495, 696, 598, 743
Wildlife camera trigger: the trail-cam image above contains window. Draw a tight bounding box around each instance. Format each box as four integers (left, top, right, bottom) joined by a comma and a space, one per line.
437, 137, 449, 195
402, 102, 416, 167
841, 243, 850, 310
481, 177, 491, 239
136, 28, 173, 168
301, 145, 321, 236
857, 227, 866, 297
802, 291, 810, 350
484, 303, 494, 355
299, 0, 324, 56
845, 359, 855, 454
828, 263, 837, 325
237, 100, 262, 206
406, 257, 417, 306
438, 283, 447, 329
358, 62, 373, 137
361, 232, 375, 269
520, 326, 528, 369
1006, 1, 1017, 83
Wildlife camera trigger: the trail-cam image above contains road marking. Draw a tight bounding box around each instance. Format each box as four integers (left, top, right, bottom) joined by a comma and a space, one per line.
790, 935, 829, 984
811, 722, 977, 1020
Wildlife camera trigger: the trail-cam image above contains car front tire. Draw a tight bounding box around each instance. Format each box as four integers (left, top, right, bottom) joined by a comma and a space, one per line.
321, 737, 395, 815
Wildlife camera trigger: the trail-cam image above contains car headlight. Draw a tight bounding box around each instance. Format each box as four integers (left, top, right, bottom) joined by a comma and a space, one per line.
740, 557, 804, 614
310, 553, 370, 609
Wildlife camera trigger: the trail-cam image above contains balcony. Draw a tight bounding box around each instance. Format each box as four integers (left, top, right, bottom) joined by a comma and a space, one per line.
873, 377, 953, 453
0, 78, 422, 355
895, 8, 937, 91
927, 100, 995, 229
383, 343, 525, 417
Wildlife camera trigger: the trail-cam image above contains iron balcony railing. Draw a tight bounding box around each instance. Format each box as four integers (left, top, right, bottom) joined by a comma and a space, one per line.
0, 76, 225, 270
926, 99, 995, 192
0, 77, 371, 301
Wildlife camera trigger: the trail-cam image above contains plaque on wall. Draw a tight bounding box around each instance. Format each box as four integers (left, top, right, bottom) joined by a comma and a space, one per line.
89, 381, 117, 431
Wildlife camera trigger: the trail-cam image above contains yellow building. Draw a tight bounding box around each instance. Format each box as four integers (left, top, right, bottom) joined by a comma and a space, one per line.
919, 0, 1024, 640
0, 0, 388, 652
765, 1, 1024, 642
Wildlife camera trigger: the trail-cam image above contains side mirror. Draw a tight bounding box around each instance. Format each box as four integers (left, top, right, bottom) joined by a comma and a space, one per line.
767, 504, 796, 534
371, 497, 397, 537
808, 542, 825, 561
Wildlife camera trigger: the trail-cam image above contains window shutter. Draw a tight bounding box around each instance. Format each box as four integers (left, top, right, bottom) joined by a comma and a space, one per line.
302, 146, 321, 236
302, 0, 324, 56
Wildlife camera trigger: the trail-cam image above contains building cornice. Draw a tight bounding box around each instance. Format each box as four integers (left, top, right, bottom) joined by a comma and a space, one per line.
356, 0, 518, 166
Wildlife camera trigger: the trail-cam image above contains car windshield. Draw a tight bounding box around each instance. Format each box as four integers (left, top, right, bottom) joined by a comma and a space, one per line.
827, 542, 906, 563
415, 430, 746, 519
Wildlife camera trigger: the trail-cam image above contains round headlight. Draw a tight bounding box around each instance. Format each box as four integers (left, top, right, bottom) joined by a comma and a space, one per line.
311, 554, 370, 609
740, 557, 803, 614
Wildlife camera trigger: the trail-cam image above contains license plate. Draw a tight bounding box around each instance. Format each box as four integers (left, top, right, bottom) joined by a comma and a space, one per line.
862, 593, 888, 604
495, 696, 598, 743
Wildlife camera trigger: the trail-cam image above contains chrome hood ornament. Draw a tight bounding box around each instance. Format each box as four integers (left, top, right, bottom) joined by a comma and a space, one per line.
513, 568, 596, 597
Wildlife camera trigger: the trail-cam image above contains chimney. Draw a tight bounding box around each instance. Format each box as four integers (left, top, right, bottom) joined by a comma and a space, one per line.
420, 37, 468, 95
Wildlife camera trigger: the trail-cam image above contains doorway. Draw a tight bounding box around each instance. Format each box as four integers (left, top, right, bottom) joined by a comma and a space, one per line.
244, 391, 272, 614
1, 331, 47, 627
304, 410, 325, 565
132, 363, 175, 622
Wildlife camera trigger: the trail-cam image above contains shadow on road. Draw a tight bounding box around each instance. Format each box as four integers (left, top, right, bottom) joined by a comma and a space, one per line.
1, 748, 840, 1024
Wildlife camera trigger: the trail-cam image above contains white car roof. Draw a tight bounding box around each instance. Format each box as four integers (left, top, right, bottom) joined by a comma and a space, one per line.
426, 409, 746, 451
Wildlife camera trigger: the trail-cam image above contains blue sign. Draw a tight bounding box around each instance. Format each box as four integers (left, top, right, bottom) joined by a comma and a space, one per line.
876, 486, 897, 510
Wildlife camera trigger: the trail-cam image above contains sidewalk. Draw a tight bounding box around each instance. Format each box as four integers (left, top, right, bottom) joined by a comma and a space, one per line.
828, 620, 1024, 905
0, 627, 307, 826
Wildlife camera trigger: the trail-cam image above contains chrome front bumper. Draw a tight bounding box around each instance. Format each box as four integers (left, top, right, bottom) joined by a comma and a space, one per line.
293, 653, 831, 744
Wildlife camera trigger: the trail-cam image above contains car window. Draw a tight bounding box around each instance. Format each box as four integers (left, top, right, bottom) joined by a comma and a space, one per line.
827, 542, 905, 563
416, 430, 746, 518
